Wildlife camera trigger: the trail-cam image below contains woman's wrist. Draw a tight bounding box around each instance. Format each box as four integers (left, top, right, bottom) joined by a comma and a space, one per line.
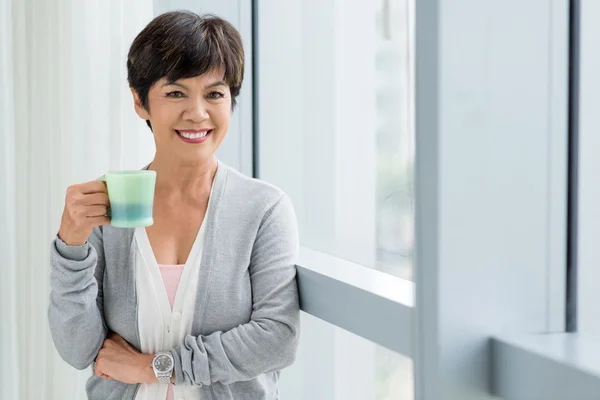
139, 353, 158, 383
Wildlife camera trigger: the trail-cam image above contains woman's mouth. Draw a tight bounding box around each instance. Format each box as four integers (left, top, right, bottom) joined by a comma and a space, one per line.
176, 129, 213, 144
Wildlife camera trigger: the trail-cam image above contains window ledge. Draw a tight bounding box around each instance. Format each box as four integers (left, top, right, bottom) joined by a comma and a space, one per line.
492, 333, 600, 399
296, 246, 414, 356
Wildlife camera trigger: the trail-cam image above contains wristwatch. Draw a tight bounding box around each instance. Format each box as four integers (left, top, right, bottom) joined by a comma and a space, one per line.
152, 351, 174, 384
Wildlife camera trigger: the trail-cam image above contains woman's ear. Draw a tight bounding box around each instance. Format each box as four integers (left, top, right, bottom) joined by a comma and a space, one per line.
131, 89, 150, 120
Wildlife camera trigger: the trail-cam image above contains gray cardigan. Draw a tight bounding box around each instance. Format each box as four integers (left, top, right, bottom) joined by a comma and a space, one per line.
48, 160, 300, 400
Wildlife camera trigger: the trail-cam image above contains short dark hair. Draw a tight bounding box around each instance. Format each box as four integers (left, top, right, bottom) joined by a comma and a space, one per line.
127, 11, 245, 128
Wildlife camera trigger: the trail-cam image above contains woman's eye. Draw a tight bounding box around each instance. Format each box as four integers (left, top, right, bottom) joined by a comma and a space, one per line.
166, 91, 185, 98
208, 91, 225, 99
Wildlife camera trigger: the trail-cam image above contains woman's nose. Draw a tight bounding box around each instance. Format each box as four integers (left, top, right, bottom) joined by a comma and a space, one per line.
183, 97, 210, 121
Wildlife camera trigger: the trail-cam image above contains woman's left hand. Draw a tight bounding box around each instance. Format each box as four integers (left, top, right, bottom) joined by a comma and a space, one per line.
94, 332, 157, 384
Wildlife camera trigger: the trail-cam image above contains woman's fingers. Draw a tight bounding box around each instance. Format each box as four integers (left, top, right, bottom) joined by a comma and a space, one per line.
79, 181, 108, 195
94, 362, 102, 377
85, 205, 109, 217
58, 182, 111, 245
94, 359, 112, 380
81, 192, 110, 207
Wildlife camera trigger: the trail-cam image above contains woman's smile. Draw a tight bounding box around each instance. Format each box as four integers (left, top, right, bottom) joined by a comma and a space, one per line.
175, 128, 213, 144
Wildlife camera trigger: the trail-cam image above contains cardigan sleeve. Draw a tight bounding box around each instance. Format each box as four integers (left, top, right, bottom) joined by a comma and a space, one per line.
170, 194, 301, 386
48, 226, 108, 370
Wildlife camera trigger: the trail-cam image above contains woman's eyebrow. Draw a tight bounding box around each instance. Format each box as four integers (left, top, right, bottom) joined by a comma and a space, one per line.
162, 81, 188, 90
205, 81, 226, 89
162, 81, 226, 89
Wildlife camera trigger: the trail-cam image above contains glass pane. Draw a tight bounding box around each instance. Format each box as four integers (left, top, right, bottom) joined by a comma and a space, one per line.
257, 0, 415, 280
278, 314, 413, 400
375, 0, 415, 280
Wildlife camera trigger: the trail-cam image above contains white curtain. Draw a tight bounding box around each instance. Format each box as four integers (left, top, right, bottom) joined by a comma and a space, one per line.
0, 0, 155, 398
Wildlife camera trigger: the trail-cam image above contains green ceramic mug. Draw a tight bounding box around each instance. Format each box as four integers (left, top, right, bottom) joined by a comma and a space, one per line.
97, 170, 156, 228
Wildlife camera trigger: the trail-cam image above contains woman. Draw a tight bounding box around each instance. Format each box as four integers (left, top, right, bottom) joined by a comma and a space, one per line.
48, 11, 300, 400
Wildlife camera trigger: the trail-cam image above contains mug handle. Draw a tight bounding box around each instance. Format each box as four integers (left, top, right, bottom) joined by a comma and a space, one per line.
96, 175, 112, 217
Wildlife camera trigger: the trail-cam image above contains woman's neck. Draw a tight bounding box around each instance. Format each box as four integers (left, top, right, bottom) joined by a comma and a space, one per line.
147, 155, 218, 199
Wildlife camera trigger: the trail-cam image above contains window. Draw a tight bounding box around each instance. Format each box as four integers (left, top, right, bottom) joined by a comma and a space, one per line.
256, 0, 414, 398
257, 0, 414, 280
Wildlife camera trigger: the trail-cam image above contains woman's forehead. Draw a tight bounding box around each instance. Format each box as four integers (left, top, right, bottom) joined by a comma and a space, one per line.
161, 69, 227, 86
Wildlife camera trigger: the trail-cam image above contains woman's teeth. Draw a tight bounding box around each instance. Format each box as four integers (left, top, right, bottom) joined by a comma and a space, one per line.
179, 131, 209, 139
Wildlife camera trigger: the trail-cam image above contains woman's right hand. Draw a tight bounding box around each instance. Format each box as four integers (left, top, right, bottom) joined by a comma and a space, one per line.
57, 181, 111, 246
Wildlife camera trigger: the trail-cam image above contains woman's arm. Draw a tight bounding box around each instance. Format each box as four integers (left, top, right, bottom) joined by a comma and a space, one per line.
48, 226, 108, 370
170, 194, 301, 386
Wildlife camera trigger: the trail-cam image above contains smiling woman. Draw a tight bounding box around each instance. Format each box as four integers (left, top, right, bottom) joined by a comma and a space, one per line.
48, 10, 299, 400
127, 11, 244, 165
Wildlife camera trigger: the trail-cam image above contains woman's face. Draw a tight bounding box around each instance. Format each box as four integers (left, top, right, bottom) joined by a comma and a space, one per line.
132, 69, 231, 163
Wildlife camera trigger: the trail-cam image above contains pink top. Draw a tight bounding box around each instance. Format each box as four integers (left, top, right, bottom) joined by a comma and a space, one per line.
158, 264, 185, 400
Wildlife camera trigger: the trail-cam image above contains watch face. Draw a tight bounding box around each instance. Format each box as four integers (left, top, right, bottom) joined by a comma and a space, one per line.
154, 354, 173, 372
